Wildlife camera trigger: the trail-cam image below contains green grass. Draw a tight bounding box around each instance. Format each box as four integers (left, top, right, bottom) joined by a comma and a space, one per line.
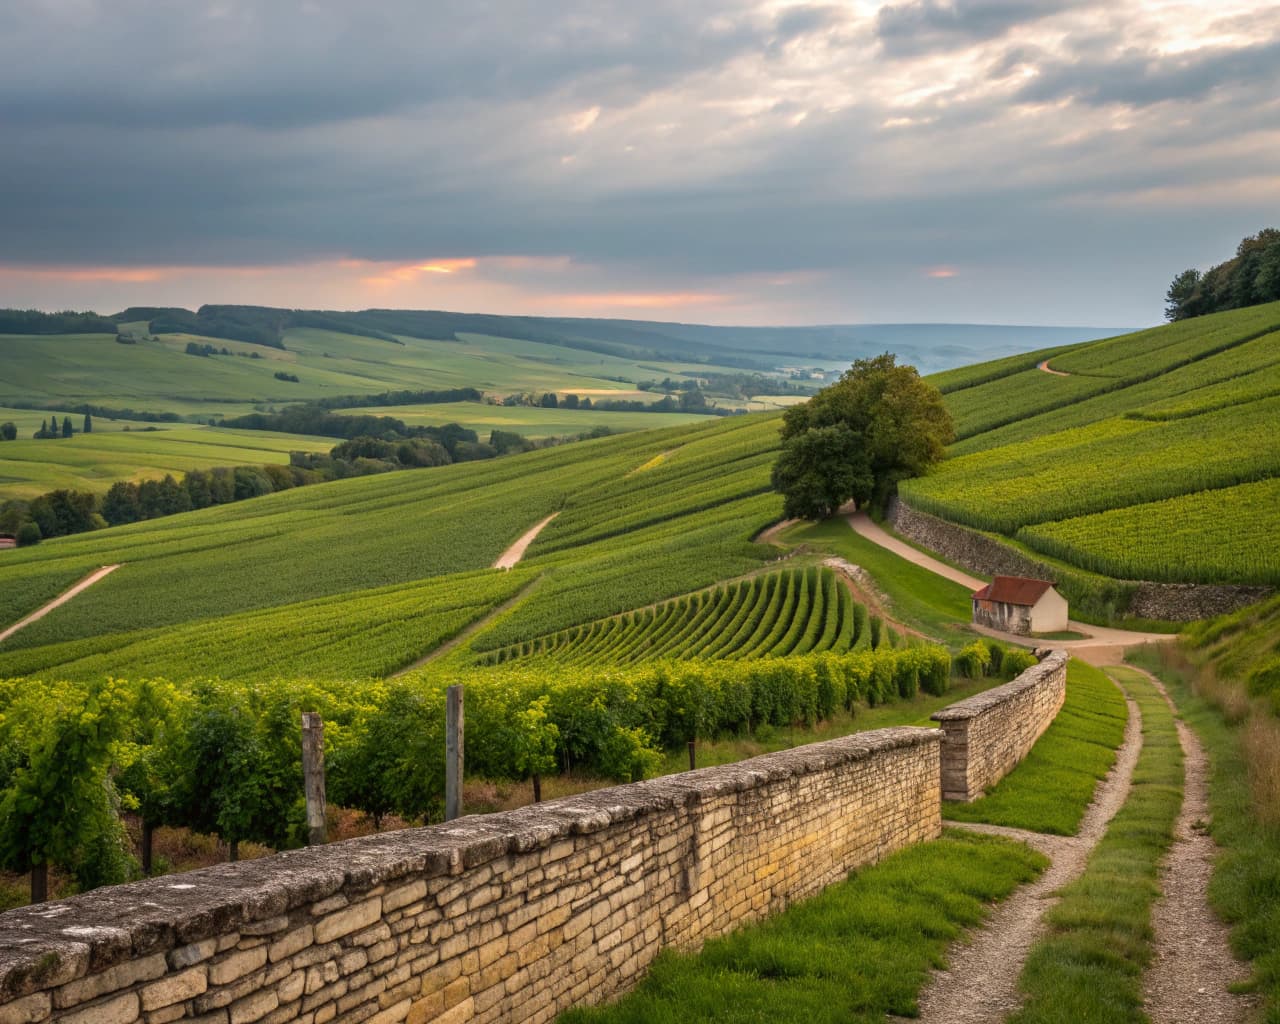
1008, 666, 1182, 1024
559, 830, 1048, 1024
944, 660, 1129, 834
789, 519, 977, 641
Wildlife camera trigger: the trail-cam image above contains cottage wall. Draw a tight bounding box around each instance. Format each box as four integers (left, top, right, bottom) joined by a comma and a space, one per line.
1028, 590, 1069, 633
931, 650, 1068, 801
972, 599, 1032, 635
0, 728, 943, 1024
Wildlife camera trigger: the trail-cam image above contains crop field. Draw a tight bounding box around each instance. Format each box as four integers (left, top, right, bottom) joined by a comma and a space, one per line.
0, 415, 785, 675
899, 302, 1280, 587
1017, 479, 1280, 585
0, 326, 768, 421
479, 566, 871, 666
339, 400, 710, 437
0, 425, 334, 499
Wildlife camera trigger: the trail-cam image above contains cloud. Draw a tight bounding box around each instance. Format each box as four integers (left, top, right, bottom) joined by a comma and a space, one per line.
0, 0, 1277, 326
876, 0, 1077, 57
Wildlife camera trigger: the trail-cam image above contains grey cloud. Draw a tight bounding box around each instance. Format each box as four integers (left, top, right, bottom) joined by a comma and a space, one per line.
1016, 38, 1280, 107
876, 0, 1076, 57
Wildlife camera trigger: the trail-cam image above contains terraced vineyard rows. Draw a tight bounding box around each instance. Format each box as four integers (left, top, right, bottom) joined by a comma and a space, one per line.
1017, 479, 1280, 585
479, 566, 875, 666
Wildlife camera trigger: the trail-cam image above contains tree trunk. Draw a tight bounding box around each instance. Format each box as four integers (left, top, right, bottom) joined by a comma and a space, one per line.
31, 862, 47, 904
141, 820, 154, 876
532, 774, 542, 803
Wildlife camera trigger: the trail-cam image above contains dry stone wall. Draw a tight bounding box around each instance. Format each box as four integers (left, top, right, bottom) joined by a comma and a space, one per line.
887, 498, 1269, 621
0, 728, 942, 1024
932, 650, 1068, 801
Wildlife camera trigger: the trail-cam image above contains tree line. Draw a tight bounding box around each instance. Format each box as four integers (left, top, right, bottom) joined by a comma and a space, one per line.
1166, 228, 1280, 321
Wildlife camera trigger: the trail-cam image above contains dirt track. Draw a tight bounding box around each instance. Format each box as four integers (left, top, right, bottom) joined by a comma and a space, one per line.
0, 564, 121, 644
913, 686, 1143, 1023
493, 513, 559, 570
1038, 359, 1070, 377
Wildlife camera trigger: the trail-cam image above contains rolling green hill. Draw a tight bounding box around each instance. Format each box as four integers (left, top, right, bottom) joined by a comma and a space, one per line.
2, 302, 1276, 683
904, 300, 1280, 588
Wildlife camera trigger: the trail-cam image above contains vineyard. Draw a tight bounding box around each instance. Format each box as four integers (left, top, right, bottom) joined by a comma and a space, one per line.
0, 643, 968, 892
896, 301, 1280, 588
479, 566, 875, 666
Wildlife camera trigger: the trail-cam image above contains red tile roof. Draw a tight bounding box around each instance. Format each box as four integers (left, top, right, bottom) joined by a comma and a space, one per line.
972, 576, 1057, 607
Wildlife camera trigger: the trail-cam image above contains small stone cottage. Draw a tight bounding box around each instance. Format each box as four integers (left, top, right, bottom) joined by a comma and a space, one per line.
971, 576, 1068, 635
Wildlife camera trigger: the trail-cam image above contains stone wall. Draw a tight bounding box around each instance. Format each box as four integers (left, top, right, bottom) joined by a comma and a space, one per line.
887, 498, 1270, 621
932, 650, 1068, 801
0, 728, 942, 1024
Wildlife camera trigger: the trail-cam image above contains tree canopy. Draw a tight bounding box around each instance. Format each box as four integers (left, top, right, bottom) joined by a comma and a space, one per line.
1165, 228, 1280, 321
771, 353, 953, 519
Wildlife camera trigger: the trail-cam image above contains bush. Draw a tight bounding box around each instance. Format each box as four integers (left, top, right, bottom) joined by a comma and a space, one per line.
16, 522, 40, 547
1000, 649, 1039, 677
954, 640, 992, 679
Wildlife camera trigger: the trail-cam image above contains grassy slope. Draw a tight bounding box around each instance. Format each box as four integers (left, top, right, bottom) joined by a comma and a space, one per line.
944, 660, 1128, 834
560, 831, 1047, 1024
906, 301, 1280, 587
0, 416, 784, 679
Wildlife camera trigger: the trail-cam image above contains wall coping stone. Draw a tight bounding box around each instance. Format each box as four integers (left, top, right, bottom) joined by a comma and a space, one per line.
0, 725, 941, 1003
931, 650, 1067, 722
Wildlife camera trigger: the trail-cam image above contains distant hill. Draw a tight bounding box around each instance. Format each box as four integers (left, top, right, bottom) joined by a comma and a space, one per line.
2, 304, 1135, 376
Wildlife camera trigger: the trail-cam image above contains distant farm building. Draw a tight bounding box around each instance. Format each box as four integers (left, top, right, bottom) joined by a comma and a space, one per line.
0, 535, 15, 550
972, 576, 1068, 635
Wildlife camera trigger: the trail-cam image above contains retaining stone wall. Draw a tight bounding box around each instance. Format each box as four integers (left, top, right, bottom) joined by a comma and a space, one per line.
932, 650, 1068, 801
887, 498, 1269, 621
0, 728, 942, 1024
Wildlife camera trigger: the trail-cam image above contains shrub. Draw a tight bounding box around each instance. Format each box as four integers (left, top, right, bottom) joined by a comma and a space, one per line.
954, 640, 993, 679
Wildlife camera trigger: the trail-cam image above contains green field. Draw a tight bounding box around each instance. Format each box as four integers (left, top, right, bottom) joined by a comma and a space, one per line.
0, 326, 769, 421
0, 424, 334, 499
341, 400, 711, 438
905, 301, 1280, 586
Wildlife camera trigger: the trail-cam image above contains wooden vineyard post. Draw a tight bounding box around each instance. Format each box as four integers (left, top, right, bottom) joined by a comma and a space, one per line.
688, 739, 697, 772
446, 685, 464, 821
301, 712, 327, 846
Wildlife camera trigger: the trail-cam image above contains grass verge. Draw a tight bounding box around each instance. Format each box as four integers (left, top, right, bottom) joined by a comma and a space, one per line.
1008, 667, 1182, 1024
791, 519, 976, 639
944, 660, 1129, 834
558, 830, 1048, 1024
1131, 645, 1280, 1022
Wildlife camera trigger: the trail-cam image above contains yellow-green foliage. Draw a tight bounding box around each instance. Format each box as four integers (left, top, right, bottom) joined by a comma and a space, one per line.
480, 566, 870, 667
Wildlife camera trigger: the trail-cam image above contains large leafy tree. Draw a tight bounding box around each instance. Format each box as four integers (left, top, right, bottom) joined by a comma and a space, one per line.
771, 353, 953, 519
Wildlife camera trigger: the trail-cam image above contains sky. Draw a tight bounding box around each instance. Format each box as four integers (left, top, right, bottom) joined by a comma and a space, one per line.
1, 0, 1277, 327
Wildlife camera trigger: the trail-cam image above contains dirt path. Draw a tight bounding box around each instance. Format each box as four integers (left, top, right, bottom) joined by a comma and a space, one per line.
844, 510, 1174, 667
821, 557, 926, 641
391, 579, 541, 676
1135, 667, 1257, 1024
0, 564, 121, 645
753, 518, 799, 546
913, 687, 1144, 1023
1038, 359, 1070, 377
493, 512, 559, 570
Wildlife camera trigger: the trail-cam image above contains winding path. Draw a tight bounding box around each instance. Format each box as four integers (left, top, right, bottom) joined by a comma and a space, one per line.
1038, 359, 1070, 377
493, 512, 559, 570
0, 564, 121, 645
913, 686, 1144, 1023
843, 510, 1173, 666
